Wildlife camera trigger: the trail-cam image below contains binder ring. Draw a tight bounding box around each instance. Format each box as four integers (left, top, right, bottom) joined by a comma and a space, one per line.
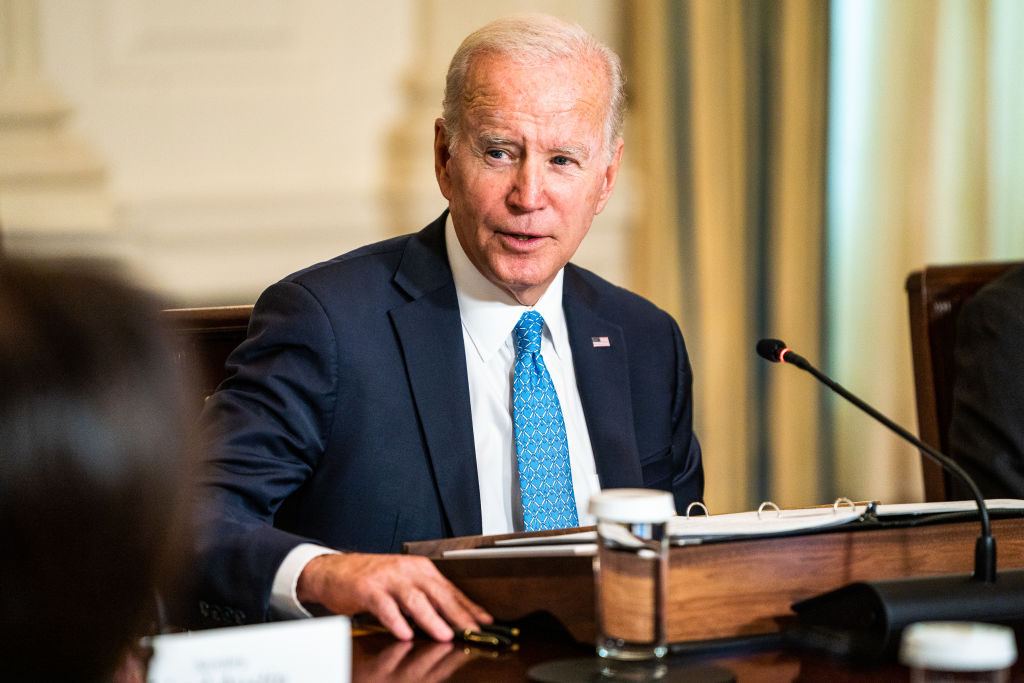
757, 501, 781, 519
686, 501, 710, 518
833, 497, 855, 514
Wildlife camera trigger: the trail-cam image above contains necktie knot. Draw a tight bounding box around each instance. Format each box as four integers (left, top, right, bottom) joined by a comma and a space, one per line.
514, 310, 544, 355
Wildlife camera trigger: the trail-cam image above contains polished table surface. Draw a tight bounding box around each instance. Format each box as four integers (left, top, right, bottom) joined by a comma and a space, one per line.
349, 631, 923, 682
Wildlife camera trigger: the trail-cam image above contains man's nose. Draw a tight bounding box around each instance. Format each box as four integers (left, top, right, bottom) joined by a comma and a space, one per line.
507, 159, 547, 212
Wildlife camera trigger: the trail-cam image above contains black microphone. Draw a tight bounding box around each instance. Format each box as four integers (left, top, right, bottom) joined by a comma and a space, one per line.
757, 337, 993, 563
756, 338, 1024, 659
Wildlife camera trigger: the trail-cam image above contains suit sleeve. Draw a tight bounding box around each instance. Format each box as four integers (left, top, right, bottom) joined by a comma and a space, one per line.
189, 280, 339, 625
949, 281, 1024, 498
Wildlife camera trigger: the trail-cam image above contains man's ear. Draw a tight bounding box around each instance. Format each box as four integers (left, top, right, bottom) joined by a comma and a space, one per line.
594, 139, 624, 215
434, 119, 453, 199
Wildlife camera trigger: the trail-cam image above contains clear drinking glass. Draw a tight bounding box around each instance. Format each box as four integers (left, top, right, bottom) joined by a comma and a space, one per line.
590, 489, 675, 666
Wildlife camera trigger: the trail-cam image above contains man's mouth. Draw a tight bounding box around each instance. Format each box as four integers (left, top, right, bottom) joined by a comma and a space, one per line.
500, 231, 543, 242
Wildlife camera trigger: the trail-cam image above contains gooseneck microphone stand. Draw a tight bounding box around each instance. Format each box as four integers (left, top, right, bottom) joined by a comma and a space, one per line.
756, 338, 1024, 659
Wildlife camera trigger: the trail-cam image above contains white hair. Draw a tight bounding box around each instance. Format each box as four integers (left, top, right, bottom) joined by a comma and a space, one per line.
441, 14, 626, 161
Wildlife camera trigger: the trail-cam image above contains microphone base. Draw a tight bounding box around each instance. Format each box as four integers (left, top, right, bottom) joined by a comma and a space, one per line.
790, 570, 1024, 660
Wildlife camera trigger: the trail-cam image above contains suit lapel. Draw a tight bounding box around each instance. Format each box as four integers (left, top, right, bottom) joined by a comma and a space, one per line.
563, 268, 643, 489
387, 223, 644, 535
389, 216, 482, 538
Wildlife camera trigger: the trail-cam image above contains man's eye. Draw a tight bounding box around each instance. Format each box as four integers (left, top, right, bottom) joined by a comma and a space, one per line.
487, 150, 508, 160
552, 156, 571, 166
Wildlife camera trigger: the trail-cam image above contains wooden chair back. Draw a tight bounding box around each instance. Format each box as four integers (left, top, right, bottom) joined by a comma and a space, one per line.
160, 305, 253, 413
905, 261, 1022, 500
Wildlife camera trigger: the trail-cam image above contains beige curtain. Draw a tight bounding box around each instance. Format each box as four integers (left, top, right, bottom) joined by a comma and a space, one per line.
628, 0, 1024, 512
628, 0, 829, 513
829, 0, 1024, 502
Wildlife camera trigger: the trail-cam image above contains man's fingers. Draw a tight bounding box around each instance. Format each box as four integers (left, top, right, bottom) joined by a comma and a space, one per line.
419, 573, 492, 632
298, 553, 493, 641
387, 556, 487, 637
450, 587, 493, 626
368, 592, 416, 641
399, 586, 456, 641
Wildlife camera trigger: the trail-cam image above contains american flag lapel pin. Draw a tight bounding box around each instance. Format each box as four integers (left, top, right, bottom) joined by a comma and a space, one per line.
591, 336, 611, 348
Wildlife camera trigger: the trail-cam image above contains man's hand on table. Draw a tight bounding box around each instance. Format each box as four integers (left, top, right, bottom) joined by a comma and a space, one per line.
296, 553, 492, 641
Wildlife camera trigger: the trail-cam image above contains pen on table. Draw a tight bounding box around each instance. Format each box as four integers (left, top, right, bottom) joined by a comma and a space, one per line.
458, 628, 512, 648
479, 623, 520, 639
350, 615, 519, 646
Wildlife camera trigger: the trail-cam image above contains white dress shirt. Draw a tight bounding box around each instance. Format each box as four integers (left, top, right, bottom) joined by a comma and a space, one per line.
269, 216, 600, 615
445, 217, 600, 534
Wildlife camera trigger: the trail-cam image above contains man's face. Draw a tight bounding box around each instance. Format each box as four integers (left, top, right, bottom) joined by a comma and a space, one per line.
434, 52, 623, 306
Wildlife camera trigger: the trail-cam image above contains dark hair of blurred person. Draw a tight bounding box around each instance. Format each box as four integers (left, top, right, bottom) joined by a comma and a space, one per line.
0, 258, 191, 682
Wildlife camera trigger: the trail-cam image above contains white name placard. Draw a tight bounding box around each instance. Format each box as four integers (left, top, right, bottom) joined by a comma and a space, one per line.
146, 615, 350, 683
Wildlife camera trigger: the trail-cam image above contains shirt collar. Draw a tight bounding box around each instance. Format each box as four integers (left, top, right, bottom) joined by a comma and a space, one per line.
445, 214, 569, 363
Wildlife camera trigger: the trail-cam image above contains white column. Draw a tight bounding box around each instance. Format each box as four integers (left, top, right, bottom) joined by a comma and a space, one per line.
378, 0, 465, 235
0, 0, 112, 239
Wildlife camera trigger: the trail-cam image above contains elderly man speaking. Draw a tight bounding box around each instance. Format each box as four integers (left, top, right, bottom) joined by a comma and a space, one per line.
192, 13, 704, 642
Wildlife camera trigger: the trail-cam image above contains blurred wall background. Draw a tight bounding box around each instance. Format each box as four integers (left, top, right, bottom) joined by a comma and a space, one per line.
2, 0, 1022, 515
2, 0, 629, 304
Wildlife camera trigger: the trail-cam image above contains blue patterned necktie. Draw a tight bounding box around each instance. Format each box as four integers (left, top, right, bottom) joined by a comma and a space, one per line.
512, 310, 579, 531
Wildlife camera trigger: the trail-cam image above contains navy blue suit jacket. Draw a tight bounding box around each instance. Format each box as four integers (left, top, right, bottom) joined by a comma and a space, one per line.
192, 213, 703, 624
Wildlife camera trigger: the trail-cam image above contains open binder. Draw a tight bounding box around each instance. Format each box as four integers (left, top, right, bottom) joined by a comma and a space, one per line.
433, 499, 1024, 559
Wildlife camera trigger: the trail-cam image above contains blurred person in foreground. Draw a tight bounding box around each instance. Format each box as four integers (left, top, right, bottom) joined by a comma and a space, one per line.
193, 13, 703, 641
0, 259, 190, 682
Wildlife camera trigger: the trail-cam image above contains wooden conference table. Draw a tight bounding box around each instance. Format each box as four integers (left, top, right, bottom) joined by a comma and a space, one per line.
377, 510, 1024, 681
349, 628, 917, 682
